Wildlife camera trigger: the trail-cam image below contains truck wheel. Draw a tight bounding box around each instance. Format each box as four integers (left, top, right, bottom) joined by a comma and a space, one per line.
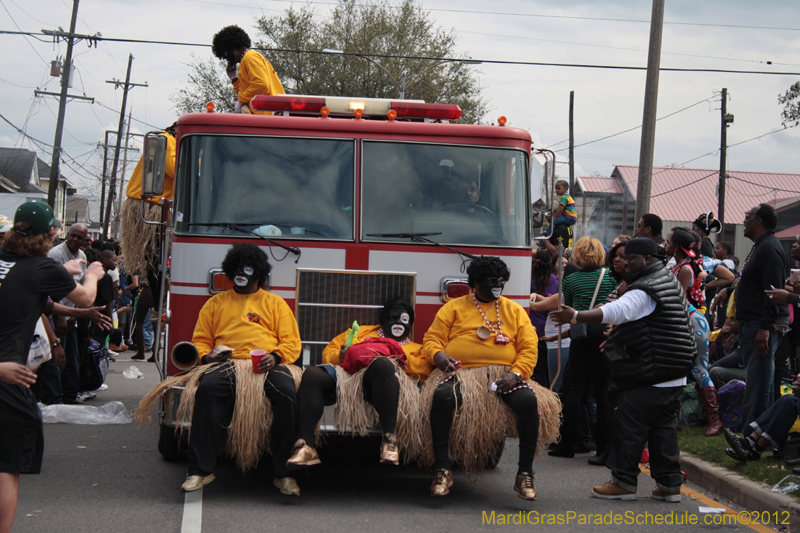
487, 439, 505, 469
158, 424, 188, 462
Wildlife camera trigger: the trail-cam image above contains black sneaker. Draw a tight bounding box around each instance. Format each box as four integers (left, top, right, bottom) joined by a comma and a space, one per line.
723, 428, 754, 462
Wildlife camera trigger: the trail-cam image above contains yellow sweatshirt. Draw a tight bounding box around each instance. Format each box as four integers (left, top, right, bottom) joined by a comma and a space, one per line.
321, 324, 432, 379
233, 50, 285, 114
125, 132, 176, 204
422, 295, 538, 380
192, 288, 301, 363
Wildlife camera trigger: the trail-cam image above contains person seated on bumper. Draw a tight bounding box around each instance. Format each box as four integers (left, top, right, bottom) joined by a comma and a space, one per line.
180, 243, 301, 495
287, 298, 431, 470
423, 256, 540, 501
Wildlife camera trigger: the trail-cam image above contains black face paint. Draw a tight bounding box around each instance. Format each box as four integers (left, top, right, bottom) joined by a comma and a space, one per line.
233, 265, 257, 292
382, 307, 411, 340
474, 277, 506, 302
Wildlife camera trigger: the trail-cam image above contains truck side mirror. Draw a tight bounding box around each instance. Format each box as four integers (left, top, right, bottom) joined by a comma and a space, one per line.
142, 132, 167, 199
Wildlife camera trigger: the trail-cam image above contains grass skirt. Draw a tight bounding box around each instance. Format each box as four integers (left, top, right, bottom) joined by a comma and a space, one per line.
120, 197, 171, 278
330, 359, 424, 464
414, 365, 562, 473
134, 359, 302, 472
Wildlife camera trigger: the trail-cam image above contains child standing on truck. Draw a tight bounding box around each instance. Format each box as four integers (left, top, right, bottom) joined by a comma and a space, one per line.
551, 180, 577, 229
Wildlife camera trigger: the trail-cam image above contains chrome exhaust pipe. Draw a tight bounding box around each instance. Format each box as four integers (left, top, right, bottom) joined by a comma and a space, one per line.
170, 341, 199, 372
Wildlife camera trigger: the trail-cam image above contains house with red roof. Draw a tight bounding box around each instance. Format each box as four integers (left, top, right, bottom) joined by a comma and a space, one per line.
571, 165, 800, 259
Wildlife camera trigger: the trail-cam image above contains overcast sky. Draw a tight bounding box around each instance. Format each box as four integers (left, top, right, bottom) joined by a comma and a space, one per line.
1, 0, 798, 207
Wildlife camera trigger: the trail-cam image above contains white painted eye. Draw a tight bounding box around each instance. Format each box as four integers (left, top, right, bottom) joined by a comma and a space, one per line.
400, 313, 410, 324
243, 266, 254, 275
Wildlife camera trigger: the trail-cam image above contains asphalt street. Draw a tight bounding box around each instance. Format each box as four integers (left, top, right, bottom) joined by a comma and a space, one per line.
13, 352, 780, 533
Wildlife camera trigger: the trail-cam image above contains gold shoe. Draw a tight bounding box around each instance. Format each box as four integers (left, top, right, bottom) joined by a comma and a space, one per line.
180, 474, 215, 493
286, 439, 321, 467
273, 476, 301, 496
430, 468, 453, 496
514, 472, 537, 501
380, 433, 399, 466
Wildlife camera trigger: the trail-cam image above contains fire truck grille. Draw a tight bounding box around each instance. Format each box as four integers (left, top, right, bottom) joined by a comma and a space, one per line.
296, 270, 416, 366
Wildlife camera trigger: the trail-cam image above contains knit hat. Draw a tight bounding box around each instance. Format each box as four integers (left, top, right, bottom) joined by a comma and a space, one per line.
14, 200, 58, 236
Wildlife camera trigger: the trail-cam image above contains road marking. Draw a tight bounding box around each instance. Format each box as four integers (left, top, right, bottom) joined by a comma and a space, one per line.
639, 465, 774, 533
181, 488, 203, 533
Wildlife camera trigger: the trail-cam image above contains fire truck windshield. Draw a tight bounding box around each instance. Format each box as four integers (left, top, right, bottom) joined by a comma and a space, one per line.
362, 141, 530, 247
174, 135, 355, 239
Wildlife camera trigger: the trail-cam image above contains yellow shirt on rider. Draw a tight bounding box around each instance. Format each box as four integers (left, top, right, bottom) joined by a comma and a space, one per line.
192, 288, 301, 363
125, 132, 176, 204
322, 324, 432, 379
232, 50, 285, 114
422, 295, 538, 380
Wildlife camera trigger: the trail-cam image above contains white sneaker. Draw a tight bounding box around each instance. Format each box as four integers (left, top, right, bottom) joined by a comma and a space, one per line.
96, 384, 108, 391
78, 391, 97, 402
108, 350, 120, 357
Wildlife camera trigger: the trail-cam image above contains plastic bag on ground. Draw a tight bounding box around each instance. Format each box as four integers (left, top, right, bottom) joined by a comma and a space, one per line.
771, 475, 800, 494
122, 366, 143, 379
39, 401, 133, 425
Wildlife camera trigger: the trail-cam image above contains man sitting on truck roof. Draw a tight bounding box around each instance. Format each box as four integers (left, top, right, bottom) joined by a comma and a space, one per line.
212, 25, 285, 115
179, 243, 302, 495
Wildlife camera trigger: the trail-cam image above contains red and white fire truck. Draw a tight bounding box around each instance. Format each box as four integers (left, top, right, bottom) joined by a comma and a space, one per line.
141, 94, 555, 459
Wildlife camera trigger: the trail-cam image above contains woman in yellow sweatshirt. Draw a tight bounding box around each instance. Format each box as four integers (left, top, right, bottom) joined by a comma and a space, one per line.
287, 298, 431, 470
423, 256, 540, 501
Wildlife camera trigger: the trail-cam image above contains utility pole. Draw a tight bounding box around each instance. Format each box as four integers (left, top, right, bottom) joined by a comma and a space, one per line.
718, 88, 734, 240
101, 54, 147, 237
568, 91, 575, 192
99, 131, 110, 221
114, 109, 133, 237
44, 0, 79, 210
97, 131, 139, 225
634, 0, 665, 224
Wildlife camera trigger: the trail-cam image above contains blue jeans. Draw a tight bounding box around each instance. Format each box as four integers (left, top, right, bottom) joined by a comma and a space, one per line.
740, 320, 781, 428
553, 214, 576, 227
749, 394, 800, 450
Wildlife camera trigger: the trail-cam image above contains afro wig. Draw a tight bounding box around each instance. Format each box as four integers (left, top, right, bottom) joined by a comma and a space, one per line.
212, 25, 251, 60
379, 297, 415, 327
467, 256, 510, 288
221, 243, 271, 287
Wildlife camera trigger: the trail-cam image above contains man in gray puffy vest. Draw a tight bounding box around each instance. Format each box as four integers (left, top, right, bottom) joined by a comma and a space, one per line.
551, 237, 696, 503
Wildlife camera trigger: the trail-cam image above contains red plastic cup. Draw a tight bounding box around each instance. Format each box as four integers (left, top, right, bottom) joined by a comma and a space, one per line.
250, 349, 267, 373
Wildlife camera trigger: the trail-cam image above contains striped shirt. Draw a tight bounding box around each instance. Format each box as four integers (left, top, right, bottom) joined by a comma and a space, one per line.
562, 267, 616, 311
559, 194, 577, 218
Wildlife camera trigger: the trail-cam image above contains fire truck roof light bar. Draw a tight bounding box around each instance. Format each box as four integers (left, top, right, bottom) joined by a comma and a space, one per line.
251, 94, 461, 120
391, 102, 463, 120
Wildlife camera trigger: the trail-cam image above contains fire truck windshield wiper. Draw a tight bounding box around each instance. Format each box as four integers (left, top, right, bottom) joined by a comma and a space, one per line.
189, 222, 301, 263
366, 232, 478, 261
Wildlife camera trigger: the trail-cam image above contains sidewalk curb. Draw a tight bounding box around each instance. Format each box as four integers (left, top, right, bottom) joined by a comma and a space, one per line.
681, 452, 800, 526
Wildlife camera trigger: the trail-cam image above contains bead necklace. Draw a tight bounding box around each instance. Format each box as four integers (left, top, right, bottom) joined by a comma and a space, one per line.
472, 293, 510, 344
377, 328, 411, 345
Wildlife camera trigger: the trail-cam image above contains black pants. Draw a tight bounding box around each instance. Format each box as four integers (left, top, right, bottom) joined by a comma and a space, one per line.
133, 285, 154, 357
561, 333, 609, 453
430, 379, 539, 473
296, 358, 400, 445
187, 363, 297, 478
608, 385, 683, 492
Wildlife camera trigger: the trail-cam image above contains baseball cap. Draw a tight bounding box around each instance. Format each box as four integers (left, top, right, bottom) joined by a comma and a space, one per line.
625, 237, 665, 258
669, 230, 697, 258
14, 200, 58, 236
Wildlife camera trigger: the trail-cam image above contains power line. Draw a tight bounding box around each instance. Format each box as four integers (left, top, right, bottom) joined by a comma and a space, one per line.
727, 175, 800, 195
184, 0, 800, 31
3, 30, 800, 76
550, 97, 714, 152
458, 30, 797, 67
